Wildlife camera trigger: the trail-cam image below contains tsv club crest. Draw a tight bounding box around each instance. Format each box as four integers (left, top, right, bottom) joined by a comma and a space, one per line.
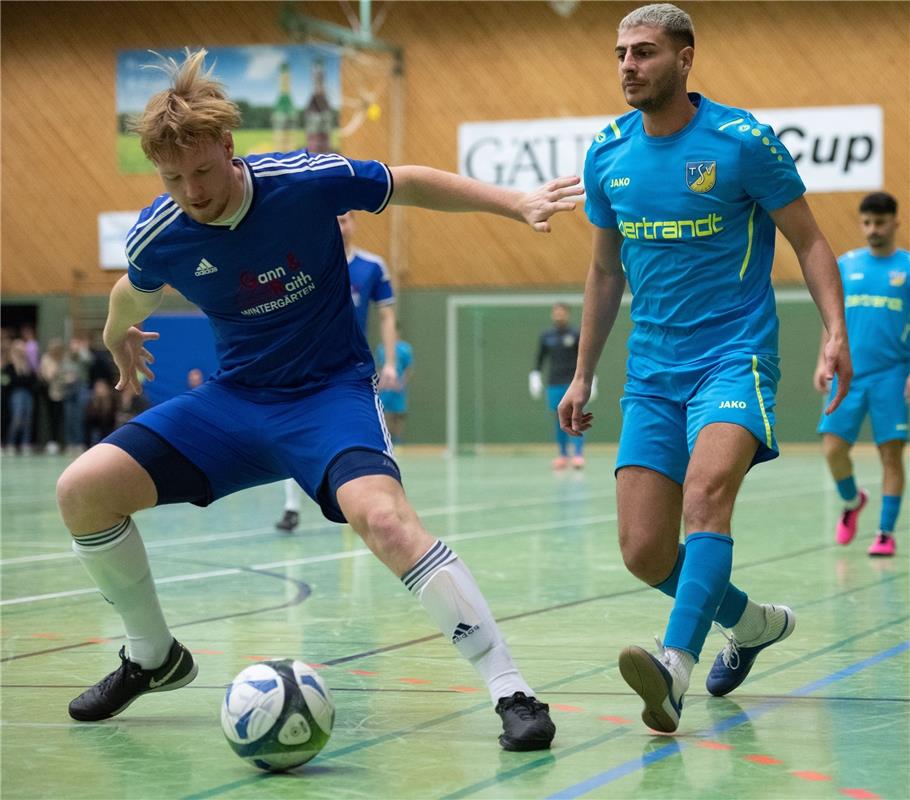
889, 270, 906, 287
686, 161, 717, 194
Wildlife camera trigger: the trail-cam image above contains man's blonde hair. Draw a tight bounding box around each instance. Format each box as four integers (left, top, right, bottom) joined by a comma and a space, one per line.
129, 48, 242, 163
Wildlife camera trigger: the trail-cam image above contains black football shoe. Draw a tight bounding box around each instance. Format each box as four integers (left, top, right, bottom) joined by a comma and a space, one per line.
275, 510, 299, 532
495, 691, 556, 751
68, 639, 197, 722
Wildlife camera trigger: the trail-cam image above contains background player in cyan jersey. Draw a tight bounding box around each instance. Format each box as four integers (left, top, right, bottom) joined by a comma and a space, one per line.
275, 210, 398, 532
56, 48, 583, 751
529, 302, 587, 469
815, 192, 909, 557
558, 3, 852, 733
377, 334, 413, 445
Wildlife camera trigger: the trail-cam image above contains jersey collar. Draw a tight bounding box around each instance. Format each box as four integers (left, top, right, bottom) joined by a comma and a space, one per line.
208, 159, 253, 230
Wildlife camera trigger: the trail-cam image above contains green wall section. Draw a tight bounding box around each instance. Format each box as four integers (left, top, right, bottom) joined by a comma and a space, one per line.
20, 289, 832, 445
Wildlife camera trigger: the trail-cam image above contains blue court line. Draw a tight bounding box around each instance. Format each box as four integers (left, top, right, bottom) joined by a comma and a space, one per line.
546, 639, 910, 800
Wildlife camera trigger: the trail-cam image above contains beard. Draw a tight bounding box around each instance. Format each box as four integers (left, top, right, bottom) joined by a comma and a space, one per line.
626, 71, 683, 113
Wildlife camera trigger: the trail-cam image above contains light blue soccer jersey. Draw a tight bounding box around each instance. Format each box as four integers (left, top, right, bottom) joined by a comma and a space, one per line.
584, 93, 806, 364
838, 248, 910, 378
349, 248, 395, 333
126, 151, 392, 393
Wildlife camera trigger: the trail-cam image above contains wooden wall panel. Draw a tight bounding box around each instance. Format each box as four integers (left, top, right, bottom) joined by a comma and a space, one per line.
2, 1, 908, 295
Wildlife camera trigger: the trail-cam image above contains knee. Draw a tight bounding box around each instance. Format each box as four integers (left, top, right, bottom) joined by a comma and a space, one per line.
619, 529, 674, 585
682, 481, 732, 532
360, 505, 412, 555
56, 463, 95, 532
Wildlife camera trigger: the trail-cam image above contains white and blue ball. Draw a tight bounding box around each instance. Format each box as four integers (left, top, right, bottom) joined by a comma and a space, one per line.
221, 659, 335, 771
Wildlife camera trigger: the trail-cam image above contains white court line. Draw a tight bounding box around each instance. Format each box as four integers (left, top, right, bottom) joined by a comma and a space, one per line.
0, 489, 618, 568
0, 513, 619, 607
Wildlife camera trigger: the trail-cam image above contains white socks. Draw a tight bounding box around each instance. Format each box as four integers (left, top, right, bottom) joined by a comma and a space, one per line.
662, 647, 695, 695
283, 478, 301, 513
731, 601, 787, 645
401, 540, 533, 704
71, 518, 173, 669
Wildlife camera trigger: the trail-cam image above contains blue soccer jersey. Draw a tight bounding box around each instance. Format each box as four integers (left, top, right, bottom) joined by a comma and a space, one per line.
584, 93, 806, 364
125, 151, 392, 393
349, 248, 395, 333
838, 248, 910, 378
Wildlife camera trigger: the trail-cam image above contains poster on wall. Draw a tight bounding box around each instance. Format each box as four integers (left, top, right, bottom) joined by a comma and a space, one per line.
458, 105, 883, 195
116, 45, 341, 173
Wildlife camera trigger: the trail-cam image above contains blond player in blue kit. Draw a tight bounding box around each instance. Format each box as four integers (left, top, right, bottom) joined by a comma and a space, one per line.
56, 48, 584, 751
558, 4, 852, 733
816, 192, 909, 557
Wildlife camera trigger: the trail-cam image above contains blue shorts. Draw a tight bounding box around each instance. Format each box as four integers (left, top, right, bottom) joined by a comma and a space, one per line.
818, 363, 909, 445
617, 354, 780, 485
546, 384, 569, 412
379, 389, 408, 414
109, 377, 397, 522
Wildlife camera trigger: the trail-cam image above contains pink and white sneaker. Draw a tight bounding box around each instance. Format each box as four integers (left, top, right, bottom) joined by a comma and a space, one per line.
551, 456, 568, 471
836, 489, 868, 545
571, 455, 585, 470
868, 532, 896, 557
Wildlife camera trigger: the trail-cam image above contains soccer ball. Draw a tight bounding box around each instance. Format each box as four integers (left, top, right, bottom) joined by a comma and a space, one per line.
221, 659, 335, 771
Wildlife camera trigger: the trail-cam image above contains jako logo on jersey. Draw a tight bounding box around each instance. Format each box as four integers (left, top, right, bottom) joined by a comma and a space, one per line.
686, 161, 717, 193
718, 400, 747, 409
452, 622, 479, 643
610, 177, 631, 188
195, 258, 218, 277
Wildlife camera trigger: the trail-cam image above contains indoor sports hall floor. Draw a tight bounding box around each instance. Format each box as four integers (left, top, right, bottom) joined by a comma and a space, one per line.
1, 446, 907, 800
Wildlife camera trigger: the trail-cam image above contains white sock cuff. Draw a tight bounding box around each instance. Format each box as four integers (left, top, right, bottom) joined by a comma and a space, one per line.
72, 517, 135, 553
401, 540, 458, 593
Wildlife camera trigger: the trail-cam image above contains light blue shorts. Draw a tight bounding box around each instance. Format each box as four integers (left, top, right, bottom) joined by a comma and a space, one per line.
818, 363, 909, 445
379, 389, 408, 414
617, 354, 780, 485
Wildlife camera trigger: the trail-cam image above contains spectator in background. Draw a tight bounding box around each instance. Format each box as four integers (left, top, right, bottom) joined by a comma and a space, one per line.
0, 329, 13, 447
4, 340, 37, 454
39, 338, 67, 454
88, 329, 116, 387
84, 379, 118, 447
377, 336, 413, 445
20, 325, 40, 373
62, 334, 94, 454
186, 367, 205, 389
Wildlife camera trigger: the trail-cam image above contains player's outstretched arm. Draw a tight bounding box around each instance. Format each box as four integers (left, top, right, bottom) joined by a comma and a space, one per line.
559, 227, 625, 436
771, 197, 852, 414
103, 275, 163, 394
389, 166, 583, 232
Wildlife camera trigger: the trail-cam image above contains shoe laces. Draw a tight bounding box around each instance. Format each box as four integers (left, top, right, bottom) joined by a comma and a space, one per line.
96, 647, 142, 692
497, 691, 548, 718
714, 624, 741, 670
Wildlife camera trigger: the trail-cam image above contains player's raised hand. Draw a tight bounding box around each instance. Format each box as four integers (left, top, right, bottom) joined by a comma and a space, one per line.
558, 377, 594, 436
822, 333, 852, 414
109, 326, 160, 394
520, 176, 584, 233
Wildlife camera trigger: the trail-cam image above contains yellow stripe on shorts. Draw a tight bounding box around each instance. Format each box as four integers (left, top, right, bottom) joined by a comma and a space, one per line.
751, 355, 773, 448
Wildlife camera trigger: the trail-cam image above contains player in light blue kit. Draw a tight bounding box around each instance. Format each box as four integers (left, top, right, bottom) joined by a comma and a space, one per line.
56, 49, 584, 751
558, 4, 852, 733
816, 192, 909, 557
275, 210, 399, 532
377, 336, 413, 445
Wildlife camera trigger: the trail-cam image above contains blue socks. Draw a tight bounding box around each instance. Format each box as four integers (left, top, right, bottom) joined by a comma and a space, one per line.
555, 416, 569, 456
881, 495, 901, 534
653, 542, 748, 628
836, 475, 858, 503
662, 533, 734, 660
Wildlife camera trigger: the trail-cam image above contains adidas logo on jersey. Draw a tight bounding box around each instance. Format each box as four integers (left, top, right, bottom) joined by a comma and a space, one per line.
452, 622, 479, 643
195, 258, 219, 277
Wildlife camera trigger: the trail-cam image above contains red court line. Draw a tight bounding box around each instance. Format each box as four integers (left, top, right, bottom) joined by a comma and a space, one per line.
349, 669, 378, 676
695, 741, 732, 751
552, 704, 584, 712
839, 790, 880, 799
449, 685, 480, 693
791, 770, 832, 782
399, 677, 431, 684
744, 754, 785, 765
30, 633, 61, 639
597, 715, 631, 725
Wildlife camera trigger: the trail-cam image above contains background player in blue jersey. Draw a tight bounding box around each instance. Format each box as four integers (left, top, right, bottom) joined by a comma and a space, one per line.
56, 49, 583, 751
558, 4, 852, 733
275, 209, 399, 532
377, 334, 413, 445
815, 192, 909, 558
529, 302, 588, 469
